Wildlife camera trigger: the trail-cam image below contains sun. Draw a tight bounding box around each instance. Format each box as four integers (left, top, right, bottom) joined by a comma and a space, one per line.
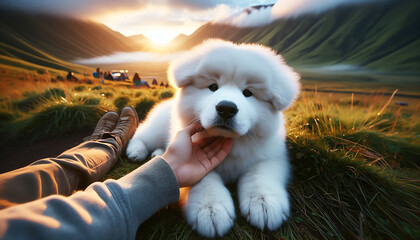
144, 30, 175, 45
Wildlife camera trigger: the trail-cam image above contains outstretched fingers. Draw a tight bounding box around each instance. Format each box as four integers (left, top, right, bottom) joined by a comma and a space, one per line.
195, 137, 219, 149
203, 138, 226, 157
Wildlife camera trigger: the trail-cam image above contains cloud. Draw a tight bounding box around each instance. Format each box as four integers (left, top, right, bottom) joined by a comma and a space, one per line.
74, 51, 186, 64
271, 0, 376, 18
215, 5, 273, 27
217, 0, 379, 27
0, 0, 147, 17
0, 0, 260, 17
169, 0, 227, 10
0, 0, 274, 38
95, 4, 237, 37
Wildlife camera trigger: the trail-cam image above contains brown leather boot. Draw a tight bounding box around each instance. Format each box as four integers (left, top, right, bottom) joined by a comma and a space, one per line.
103, 107, 139, 150
84, 111, 119, 141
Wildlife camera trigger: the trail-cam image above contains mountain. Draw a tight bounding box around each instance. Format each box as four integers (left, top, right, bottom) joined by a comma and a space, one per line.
0, 10, 143, 72
172, 0, 420, 74
167, 34, 189, 50
129, 34, 153, 46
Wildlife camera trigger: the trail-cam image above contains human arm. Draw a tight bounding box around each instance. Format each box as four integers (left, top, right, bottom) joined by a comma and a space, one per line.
0, 157, 178, 240
0, 123, 232, 239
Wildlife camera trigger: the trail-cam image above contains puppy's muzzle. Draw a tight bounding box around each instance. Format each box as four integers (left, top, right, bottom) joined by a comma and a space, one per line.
216, 101, 238, 120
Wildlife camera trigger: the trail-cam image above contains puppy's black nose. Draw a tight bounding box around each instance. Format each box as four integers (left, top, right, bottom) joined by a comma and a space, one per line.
216, 101, 238, 120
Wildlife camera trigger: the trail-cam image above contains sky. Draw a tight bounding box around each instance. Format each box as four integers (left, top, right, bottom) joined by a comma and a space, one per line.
0, 0, 274, 44
219, 0, 377, 27
0, 0, 377, 44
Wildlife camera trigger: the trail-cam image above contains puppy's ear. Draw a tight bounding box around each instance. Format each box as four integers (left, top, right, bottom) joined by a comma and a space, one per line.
167, 61, 195, 88
270, 66, 300, 111
167, 39, 230, 88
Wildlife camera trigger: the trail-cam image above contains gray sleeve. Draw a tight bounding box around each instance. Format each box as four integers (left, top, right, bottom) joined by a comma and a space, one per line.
0, 157, 180, 240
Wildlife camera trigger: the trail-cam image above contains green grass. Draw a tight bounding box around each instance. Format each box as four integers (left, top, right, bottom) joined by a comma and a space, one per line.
0, 39, 91, 74
0, 78, 174, 142
3, 99, 107, 141
0, 1, 418, 236
106, 89, 418, 239
113, 96, 131, 111
135, 98, 158, 121
12, 88, 66, 111
158, 90, 174, 100
281, 97, 420, 239
0, 78, 418, 239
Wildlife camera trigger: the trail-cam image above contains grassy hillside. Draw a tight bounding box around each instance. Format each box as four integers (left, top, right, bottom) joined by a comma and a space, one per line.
0, 77, 418, 239
174, 0, 420, 74
0, 10, 146, 73
0, 11, 141, 61
0, 35, 91, 74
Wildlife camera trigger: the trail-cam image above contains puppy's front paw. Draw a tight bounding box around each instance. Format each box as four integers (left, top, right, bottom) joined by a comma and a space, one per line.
151, 148, 164, 158
185, 196, 235, 238
240, 189, 289, 231
126, 139, 148, 162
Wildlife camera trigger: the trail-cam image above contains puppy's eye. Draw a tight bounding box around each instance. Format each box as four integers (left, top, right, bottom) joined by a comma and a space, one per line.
208, 84, 218, 92
243, 89, 253, 97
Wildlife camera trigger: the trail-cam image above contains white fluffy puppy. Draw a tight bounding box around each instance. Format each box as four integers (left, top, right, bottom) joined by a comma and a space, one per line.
127, 39, 300, 238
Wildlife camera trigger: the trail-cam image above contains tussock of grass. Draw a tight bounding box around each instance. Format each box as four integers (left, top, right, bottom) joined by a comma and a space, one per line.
135, 98, 157, 121
152, 90, 160, 97
73, 85, 88, 92
135, 91, 143, 98
71, 96, 101, 106
286, 138, 419, 239
91, 85, 102, 91
114, 96, 131, 111
100, 91, 114, 98
158, 90, 174, 100
12, 88, 66, 111
4, 100, 107, 142
339, 131, 420, 168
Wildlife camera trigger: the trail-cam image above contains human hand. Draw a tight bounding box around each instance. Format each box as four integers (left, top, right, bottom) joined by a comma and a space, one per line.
162, 122, 233, 188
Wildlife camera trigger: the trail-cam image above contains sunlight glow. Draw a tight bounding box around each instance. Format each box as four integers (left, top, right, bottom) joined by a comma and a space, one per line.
144, 30, 176, 45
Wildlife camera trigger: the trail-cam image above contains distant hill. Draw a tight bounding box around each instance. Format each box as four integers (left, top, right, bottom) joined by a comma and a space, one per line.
172, 0, 420, 74
0, 10, 143, 73
129, 34, 153, 46
169, 34, 190, 50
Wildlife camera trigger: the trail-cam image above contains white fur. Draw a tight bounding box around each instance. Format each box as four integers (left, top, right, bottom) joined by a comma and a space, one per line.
127, 39, 300, 238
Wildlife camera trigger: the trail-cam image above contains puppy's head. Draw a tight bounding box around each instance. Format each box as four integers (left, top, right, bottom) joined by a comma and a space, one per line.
168, 39, 300, 138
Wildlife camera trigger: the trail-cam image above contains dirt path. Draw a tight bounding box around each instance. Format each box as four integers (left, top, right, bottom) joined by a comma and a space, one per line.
0, 127, 91, 174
